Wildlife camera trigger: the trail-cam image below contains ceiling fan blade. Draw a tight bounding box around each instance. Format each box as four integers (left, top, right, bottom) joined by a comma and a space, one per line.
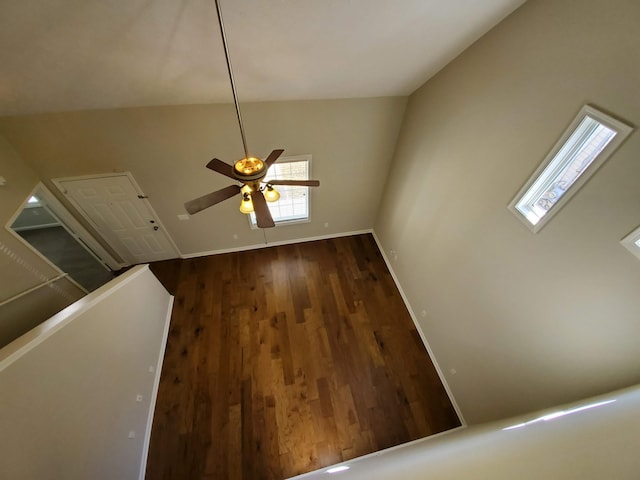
251, 190, 275, 228
267, 179, 320, 187
264, 149, 284, 168
206, 158, 236, 180
184, 184, 241, 215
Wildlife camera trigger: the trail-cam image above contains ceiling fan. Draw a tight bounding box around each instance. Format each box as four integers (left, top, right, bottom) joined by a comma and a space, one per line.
184, 0, 320, 228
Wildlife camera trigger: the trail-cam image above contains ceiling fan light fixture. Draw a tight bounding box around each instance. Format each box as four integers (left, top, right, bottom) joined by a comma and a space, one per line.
234, 157, 264, 176
264, 185, 280, 202
239, 194, 254, 214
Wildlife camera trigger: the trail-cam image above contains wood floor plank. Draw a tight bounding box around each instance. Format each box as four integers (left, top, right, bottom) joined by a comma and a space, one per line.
146, 234, 460, 479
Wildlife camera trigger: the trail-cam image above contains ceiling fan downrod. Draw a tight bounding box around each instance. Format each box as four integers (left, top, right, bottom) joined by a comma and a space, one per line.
214, 0, 250, 161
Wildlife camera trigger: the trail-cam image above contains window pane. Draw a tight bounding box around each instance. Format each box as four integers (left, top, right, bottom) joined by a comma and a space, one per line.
250, 156, 310, 226
516, 117, 616, 225
621, 225, 640, 262
509, 105, 632, 232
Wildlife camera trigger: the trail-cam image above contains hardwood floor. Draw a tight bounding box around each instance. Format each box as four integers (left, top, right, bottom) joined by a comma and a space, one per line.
146, 234, 460, 480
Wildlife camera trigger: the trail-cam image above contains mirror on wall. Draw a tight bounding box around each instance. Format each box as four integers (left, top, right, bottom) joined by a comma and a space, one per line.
8, 186, 115, 292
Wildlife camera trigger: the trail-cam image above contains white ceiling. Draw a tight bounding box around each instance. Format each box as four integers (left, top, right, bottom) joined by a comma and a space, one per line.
0, 0, 526, 116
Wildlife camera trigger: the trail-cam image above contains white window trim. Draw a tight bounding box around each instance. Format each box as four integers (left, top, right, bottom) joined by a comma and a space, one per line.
249, 154, 313, 229
621, 226, 640, 261
508, 105, 633, 233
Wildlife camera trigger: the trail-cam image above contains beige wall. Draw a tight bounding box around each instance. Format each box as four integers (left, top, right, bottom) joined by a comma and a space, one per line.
0, 135, 59, 299
374, 0, 640, 423
0, 265, 172, 480
0, 136, 84, 344
294, 384, 640, 479
0, 276, 83, 347
0, 97, 407, 255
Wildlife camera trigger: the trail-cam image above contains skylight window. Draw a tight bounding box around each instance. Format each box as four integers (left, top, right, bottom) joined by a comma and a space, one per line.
621, 225, 640, 261
250, 154, 312, 227
509, 105, 633, 232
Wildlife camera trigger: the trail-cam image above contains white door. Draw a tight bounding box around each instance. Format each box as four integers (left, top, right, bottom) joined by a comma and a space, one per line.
56, 174, 178, 264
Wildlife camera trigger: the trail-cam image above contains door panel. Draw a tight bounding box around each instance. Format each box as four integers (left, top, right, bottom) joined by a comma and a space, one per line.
94, 203, 125, 231
58, 174, 177, 264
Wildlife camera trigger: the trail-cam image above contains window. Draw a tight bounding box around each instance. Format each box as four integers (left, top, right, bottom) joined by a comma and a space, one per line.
621, 226, 640, 261
250, 154, 312, 227
509, 105, 633, 232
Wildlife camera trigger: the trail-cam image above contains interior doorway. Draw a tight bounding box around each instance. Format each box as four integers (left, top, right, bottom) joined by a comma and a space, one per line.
7, 184, 117, 292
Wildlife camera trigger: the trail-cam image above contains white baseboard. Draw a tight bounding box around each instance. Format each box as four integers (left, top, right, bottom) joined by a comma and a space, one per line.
180, 229, 374, 259
138, 294, 174, 480
370, 231, 466, 426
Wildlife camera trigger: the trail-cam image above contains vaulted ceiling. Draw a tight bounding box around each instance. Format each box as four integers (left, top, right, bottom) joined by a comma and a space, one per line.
0, 0, 526, 116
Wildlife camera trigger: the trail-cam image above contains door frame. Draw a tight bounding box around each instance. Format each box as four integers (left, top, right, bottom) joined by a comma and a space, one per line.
52, 172, 180, 265
35, 182, 121, 270
4, 182, 121, 294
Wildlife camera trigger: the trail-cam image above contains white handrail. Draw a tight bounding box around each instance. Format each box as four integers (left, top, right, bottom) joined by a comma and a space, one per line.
0, 273, 68, 307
